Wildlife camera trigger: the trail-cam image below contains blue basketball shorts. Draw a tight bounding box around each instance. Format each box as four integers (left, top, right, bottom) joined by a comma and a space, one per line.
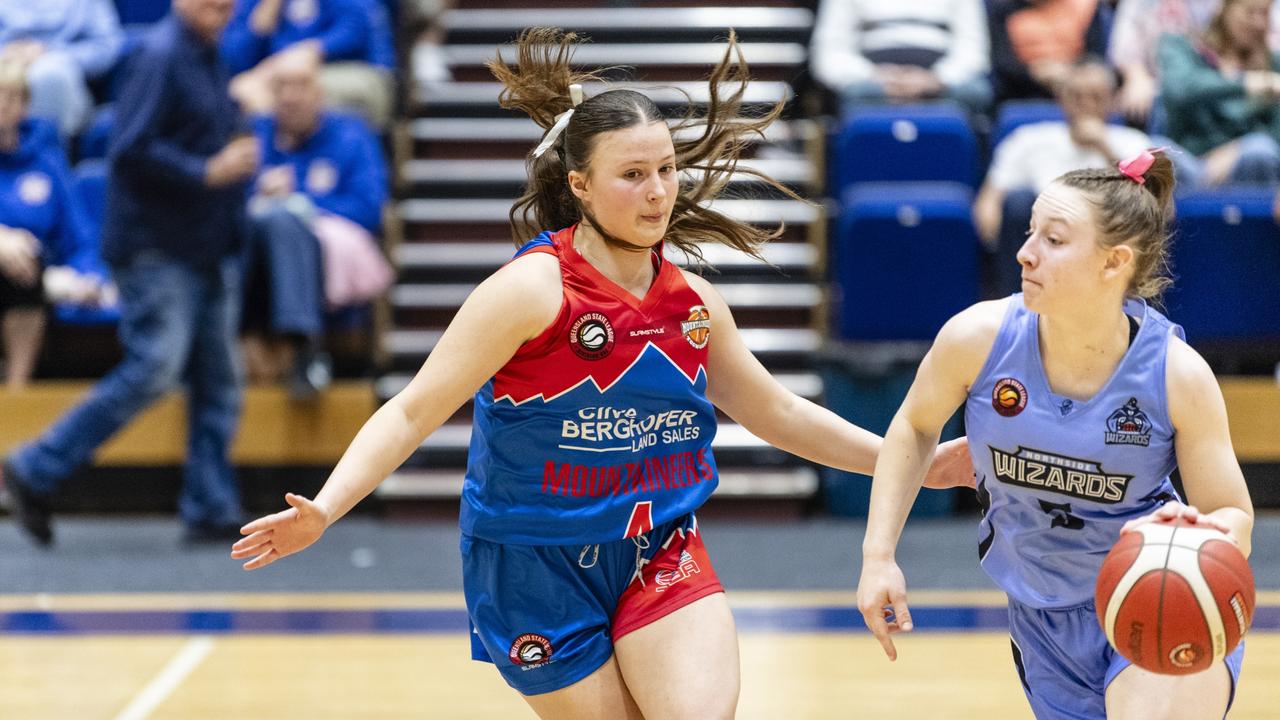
461, 513, 723, 696
1007, 598, 1245, 720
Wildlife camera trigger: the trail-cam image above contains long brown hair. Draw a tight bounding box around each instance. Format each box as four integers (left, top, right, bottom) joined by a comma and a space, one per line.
487, 27, 803, 262
1203, 0, 1272, 70
1058, 150, 1176, 301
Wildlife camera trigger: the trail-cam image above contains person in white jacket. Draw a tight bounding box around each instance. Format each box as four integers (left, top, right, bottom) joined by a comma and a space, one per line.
811, 0, 992, 116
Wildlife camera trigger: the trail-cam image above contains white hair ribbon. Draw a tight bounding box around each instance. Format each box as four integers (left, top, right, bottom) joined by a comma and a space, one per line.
531, 83, 584, 158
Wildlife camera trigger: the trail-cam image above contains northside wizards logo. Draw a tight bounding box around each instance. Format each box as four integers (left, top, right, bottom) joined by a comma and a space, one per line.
569, 312, 615, 361
681, 305, 711, 349
1104, 397, 1152, 446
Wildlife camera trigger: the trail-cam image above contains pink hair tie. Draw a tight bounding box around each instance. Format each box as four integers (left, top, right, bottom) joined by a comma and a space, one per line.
1117, 149, 1160, 184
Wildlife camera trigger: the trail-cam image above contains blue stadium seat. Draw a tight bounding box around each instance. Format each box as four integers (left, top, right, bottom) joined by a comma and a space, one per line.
992, 99, 1129, 149
829, 103, 978, 197
56, 160, 119, 326
833, 182, 980, 340
1166, 189, 1280, 343
992, 100, 1064, 149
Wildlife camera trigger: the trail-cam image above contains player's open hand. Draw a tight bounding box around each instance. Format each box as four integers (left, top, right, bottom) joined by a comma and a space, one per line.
1120, 502, 1234, 542
230, 493, 330, 570
922, 436, 975, 490
856, 557, 913, 661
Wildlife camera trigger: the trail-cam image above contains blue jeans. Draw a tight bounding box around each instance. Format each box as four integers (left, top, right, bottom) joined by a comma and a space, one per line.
244, 204, 324, 338
10, 251, 245, 528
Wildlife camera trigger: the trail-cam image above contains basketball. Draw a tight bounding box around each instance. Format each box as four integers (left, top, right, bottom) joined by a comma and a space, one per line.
1095, 519, 1255, 675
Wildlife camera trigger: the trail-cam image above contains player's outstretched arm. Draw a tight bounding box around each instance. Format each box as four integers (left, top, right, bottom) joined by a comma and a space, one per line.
691, 271, 975, 488
858, 302, 1001, 659
231, 253, 562, 570
1122, 338, 1254, 556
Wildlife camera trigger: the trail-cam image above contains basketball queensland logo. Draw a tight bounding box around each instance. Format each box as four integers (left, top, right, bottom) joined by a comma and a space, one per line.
992, 378, 1027, 417
509, 633, 553, 669
569, 312, 614, 361
681, 305, 711, 349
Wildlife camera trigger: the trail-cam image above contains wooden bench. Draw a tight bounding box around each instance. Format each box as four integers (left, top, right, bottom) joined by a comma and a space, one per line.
0, 381, 375, 466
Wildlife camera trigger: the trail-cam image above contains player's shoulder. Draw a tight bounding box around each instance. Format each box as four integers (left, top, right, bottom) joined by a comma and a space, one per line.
937, 298, 1010, 350
678, 268, 732, 314
1164, 332, 1216, 394
469, 245, 563, 329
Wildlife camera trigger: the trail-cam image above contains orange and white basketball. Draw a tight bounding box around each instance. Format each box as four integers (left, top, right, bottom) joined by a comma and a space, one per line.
1095, 519, 1255, 675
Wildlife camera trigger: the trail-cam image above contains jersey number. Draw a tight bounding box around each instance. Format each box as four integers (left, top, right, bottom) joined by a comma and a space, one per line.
1038, 499, 1085, 530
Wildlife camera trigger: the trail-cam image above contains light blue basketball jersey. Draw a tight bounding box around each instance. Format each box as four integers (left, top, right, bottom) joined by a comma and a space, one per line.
965, 295, 1185, 608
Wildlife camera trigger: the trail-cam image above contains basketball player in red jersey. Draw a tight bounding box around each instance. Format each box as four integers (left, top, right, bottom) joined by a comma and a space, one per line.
232, 29, 974, 719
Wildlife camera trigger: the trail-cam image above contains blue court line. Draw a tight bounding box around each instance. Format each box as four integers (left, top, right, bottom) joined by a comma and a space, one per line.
3, 606, 1279, 636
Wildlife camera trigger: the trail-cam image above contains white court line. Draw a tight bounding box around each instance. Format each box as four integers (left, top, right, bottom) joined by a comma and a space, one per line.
112, 636, 215, 720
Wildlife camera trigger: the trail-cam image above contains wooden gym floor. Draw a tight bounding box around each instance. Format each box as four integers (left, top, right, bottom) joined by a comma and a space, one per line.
2, 591, 1277, 719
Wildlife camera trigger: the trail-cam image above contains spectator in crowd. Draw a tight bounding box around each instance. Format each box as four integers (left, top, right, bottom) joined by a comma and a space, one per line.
974, 59, 1154, 247
1159, 0, 1280, 185
408, 0, 454, 90
973, 59, 1154, 295
987, 0, 1110, 104
1110, 0, 1280, 126
222, 0, 394, 127
0, 0, 125, 137
811, 0, 992, 116
0, 63, 112, 390
243, 51, 389, 398
1, 0, 259, 547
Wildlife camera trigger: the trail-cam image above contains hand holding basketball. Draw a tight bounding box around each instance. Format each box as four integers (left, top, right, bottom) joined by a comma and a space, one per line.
1096, 513, 1255, 675
231, 493, 331, 570
1120, 502, 1234, 542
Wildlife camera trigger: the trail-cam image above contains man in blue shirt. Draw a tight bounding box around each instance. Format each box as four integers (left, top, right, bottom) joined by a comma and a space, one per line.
2, 0, 261, 546
243, 50, 387, 397
222, 0, 394, 126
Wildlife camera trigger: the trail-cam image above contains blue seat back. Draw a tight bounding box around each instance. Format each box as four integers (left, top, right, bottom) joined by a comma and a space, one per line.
830, 103, 978, 197
1166, 189, 1280, 342
833, 182, 980, 340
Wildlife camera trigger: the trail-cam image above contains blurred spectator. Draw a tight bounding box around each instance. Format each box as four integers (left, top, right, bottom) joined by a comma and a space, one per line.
243, 51, 390, 397
409, 0, 454, 89
1109, 0, 1280, 126
811, 0, 992, 116
974, 59, 1155, 247
0, 64, 112, 390
987, 0, 1110, 105
1, 0, 258, 547
222, 0, 394, 127
1159, 0, 1280, 185
0, 0, 125, 137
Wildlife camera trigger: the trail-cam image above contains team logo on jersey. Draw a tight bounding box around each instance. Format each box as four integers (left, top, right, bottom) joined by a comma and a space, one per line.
1104, 397, 1152, 446
989, 445, 1133, 503
305, 159, 338, 195
509, 633, 553, 668
17, 172, 51, 206
992, 378, 1027, 417
681, 305, 711, 349
654, 550, 702, 592
569, 312, 614, 360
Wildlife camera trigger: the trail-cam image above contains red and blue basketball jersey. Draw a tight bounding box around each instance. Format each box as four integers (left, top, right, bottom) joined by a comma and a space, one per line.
459, 226, 719, 545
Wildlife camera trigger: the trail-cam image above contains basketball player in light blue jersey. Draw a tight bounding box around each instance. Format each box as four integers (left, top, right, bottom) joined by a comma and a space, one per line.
857, 149, 1254, 719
